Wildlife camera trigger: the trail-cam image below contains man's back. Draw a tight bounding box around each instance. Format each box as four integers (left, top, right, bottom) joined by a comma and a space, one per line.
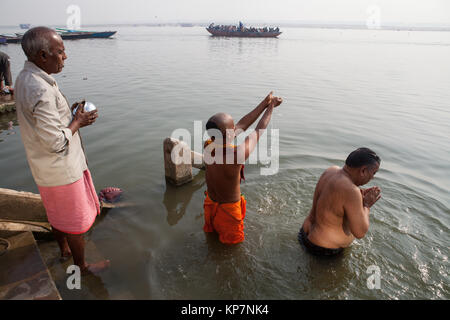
205, 147, 242, 203
304, 166, 358, 248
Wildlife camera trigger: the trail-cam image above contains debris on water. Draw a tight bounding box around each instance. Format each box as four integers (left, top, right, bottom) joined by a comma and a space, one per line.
98, 187, 123, 203
7, 121, 15, 135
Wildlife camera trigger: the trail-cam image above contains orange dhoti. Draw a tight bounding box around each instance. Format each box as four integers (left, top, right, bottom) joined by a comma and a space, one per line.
203, 192, 247, 245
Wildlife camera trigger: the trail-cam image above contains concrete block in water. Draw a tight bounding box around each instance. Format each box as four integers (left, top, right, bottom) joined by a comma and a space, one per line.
164, 138, 193, 186
163, 137, 205, 187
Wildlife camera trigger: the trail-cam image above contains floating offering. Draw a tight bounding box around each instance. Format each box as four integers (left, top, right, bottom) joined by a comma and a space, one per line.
73, 101, 97, 115
98, 187, 123, 203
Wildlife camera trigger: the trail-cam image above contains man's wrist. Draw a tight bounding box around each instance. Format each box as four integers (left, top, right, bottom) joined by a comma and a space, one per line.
69, 118, 81, 133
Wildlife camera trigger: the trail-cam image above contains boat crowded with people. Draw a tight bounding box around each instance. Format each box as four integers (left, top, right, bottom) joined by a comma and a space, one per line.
206, 22, 282, 38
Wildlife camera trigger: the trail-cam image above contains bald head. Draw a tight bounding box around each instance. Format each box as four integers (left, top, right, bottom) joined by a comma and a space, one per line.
21, 26, 60, 60
206, 113, 235, 140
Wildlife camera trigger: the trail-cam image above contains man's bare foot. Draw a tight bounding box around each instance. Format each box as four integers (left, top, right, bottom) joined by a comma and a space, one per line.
80, 260, 111, 275
59, 250, 72, 262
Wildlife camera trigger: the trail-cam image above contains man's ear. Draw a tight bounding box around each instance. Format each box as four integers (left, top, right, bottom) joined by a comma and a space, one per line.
39, 50, 47, 61
360, 166, 368, 177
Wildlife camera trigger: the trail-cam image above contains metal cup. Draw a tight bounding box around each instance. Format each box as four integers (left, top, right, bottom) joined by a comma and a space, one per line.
73, 101, 97, 116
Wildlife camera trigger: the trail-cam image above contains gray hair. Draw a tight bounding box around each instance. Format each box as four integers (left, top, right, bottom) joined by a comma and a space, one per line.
21, 26, 59, 59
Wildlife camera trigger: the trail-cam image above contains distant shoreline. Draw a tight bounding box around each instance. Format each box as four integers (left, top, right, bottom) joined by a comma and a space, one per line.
1, 23, 450, 32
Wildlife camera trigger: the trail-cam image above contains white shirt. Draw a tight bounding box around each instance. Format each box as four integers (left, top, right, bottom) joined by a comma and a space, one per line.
15, 61, 88, 187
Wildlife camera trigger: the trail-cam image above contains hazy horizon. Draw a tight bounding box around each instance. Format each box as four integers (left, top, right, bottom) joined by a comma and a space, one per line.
0, 0, 449, 27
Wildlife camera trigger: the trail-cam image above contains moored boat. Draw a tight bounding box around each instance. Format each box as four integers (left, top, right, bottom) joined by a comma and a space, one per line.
0, 35, 21, 44
0, 29, 117, 44
55, 28, 117, 39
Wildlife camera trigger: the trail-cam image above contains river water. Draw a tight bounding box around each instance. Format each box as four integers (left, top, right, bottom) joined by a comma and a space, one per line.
0, 26, 449, 299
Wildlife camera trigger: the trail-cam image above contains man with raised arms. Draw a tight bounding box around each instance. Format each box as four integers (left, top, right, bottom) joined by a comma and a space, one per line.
203, 92, 283, 244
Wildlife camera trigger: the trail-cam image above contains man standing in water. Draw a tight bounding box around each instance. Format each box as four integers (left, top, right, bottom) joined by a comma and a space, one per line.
15, 27, 109, 274
203, 92, 283, 244
300, 148, 381, 256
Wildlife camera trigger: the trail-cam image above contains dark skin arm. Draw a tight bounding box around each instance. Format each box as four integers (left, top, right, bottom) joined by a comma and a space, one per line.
68, 101, 98, 135
237, 97, 283, 161
344, 186, 381, 239
234, 92, 273, 135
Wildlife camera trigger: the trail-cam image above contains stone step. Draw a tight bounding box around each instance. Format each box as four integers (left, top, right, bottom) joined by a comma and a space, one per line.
0, 187, 135, 223
37, 237, 136, 300
0, 219, 52, 241
0, 230, 61, 300
0, 95, 15, 113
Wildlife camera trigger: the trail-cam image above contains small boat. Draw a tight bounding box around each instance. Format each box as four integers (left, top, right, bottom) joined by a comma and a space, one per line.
55, 28, 117, 39
206, 22, 282, 38
19, 24, 31, 29
0, 29, 117, 44
0, 35, 21, 44
0, 38, 6, 45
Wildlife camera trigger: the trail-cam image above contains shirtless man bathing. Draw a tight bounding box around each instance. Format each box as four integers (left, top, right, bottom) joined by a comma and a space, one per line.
300, 148, 382, 256
203, 92, 283, 244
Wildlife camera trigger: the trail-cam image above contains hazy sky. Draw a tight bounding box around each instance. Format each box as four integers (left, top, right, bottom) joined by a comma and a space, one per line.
1, 0, 449, 26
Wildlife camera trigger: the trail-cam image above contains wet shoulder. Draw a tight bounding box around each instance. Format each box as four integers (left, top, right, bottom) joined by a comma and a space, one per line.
321, 166, 354, 192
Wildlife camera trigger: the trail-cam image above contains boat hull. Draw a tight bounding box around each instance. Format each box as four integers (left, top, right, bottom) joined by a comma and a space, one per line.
206, 28, 281, 38
60, 31, 117, 40
0, 31, 117, 43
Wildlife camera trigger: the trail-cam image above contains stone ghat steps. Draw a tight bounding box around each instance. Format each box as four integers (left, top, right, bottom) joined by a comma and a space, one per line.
0, 187, 136, 299
0, 230, 61, 300
0, 187, 134, 223
37, 237, 136, 300
0, 96, 15, 113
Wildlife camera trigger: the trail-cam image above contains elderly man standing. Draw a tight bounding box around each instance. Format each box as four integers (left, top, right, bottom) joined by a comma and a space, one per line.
15, 27, 109, 274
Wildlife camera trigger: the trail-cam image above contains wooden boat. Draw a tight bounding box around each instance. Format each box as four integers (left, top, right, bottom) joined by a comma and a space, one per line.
0, 29, 117, 44
207, 28, 282, 38
206, 23, 281, 38
0, 35, 21, 44
55, 28, 117, 39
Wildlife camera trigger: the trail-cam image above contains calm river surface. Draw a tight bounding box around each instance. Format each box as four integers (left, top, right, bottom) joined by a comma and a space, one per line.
0, 26, 449, 299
